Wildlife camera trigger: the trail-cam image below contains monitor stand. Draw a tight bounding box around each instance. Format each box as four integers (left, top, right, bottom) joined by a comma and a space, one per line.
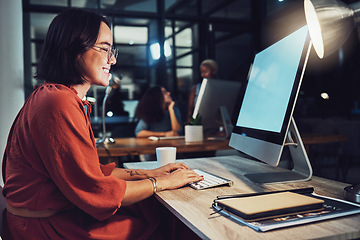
206, 106, 233, 140
244, 117, 313, 184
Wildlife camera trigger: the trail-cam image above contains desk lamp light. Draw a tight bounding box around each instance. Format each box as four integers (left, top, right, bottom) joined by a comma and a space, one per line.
304, 0, 360, 203
96, 73, 121, 145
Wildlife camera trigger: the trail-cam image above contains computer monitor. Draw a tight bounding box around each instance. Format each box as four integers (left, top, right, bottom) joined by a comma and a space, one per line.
123, 100, 139, 121
229, 25, 313, 184
192, 78, 242, 138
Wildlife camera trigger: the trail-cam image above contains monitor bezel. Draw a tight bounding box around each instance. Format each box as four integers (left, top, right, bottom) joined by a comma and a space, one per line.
232, 26, 311, 146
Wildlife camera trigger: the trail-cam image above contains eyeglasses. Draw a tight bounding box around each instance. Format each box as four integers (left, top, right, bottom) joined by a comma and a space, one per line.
92, 45, 118, 62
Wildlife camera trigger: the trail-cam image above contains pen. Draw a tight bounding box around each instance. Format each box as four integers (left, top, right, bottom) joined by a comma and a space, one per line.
216, 187, 314, 200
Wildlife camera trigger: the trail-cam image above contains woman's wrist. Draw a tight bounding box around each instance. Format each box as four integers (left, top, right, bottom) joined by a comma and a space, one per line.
126, 169, 158, 180
148, 177, 158, 193
145, 169, 157, 178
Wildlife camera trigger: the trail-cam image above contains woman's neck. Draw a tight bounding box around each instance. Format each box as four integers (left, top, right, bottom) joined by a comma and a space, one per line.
72, 83, 90, 100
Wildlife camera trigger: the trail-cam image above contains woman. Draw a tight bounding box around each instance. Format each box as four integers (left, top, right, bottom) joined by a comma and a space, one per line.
187, 59, 218, 121
135, 86, 183, 138
2, 9, 202, 239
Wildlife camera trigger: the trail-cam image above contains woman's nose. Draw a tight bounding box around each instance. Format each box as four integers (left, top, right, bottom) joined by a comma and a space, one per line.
109, 55, 117, 65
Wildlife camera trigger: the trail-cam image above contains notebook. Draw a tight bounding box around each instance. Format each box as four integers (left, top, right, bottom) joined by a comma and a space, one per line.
216, 191, 324, 221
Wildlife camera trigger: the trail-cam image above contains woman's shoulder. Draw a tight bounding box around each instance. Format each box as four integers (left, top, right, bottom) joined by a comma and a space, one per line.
36, 82, 78, 98
34, 82, 74, 94
32, 83, 81, 112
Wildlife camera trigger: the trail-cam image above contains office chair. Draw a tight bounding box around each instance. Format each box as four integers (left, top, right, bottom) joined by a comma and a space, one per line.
0, 186, 5, 237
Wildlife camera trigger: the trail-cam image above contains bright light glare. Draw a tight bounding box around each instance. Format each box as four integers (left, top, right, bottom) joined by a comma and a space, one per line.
321, 92, 329, 100
86, 97, 96, 103
106, 111, 114, 117
150, 41, 172, 60
150, 43, 160, 60
164, 40, 171, 57
304, 0, 324, 58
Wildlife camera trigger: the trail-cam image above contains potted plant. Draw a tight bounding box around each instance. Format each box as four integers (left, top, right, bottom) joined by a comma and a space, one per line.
185, 114, 203, 142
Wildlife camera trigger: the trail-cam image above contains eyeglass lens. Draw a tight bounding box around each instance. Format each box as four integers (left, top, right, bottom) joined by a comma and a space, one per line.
108, 46, 118, 61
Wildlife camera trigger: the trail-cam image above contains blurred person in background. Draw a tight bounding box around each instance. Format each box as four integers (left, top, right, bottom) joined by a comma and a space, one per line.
135, 86, 183, 138
187, 59, 218, 121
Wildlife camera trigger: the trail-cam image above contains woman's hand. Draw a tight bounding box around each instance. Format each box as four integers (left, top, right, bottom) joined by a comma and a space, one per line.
168, 101, 175, 111
150, 162, 190, 177
156, 169, 204, 191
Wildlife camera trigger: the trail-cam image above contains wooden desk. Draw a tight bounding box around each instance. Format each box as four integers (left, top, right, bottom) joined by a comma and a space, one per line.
301, 133, 348, 153
124, 156, 360, 240
301, 133, 348, 145
97, 137, 232, 157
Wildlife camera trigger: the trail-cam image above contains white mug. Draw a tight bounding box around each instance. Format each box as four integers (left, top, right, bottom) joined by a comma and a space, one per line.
156, 147, 177, 167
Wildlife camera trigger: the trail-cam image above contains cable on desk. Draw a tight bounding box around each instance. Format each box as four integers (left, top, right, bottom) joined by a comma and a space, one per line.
96, 143, 112, 157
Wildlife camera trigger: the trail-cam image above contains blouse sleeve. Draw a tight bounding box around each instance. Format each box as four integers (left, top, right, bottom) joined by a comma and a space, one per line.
134, 119, 148, 136
30, 86, 126, 221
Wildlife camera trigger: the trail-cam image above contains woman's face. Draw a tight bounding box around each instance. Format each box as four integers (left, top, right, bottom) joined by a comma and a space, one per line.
80, 22, 116, 86
200, 65, 215, 79
161, 87, 172, 105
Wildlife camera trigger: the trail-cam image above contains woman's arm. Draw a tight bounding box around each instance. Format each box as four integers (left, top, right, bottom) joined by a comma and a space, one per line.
111, 162, 190, 180
121, 168, 203, 206
111, 168, 150, 180
168, 101, 181, 132
136, 129, 178, 138
187, 86, 196, 122
135, 119, 178, 138
112, 163, 200, 206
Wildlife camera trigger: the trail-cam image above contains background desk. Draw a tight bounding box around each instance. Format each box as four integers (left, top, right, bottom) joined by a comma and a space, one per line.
301, 133, 348, 153
124, 156, 360, 240
97, 134, 347, 158
301, 133, 348, 145
97, 137, 232, 157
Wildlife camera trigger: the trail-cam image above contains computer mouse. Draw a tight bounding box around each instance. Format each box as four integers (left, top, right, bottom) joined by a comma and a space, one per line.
344, 184, 360, 203
148, 136, 159, 141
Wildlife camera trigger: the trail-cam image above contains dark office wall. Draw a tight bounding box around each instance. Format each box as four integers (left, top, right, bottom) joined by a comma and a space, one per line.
0, 1, 25, 186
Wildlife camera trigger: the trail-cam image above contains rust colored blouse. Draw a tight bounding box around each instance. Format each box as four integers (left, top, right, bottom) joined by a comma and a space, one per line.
2, 84, 160, 239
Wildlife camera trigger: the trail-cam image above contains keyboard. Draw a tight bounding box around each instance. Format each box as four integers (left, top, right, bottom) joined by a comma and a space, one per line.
148, 136, 185, 141
189, 169, 234, 190
159, 136, 185, 140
